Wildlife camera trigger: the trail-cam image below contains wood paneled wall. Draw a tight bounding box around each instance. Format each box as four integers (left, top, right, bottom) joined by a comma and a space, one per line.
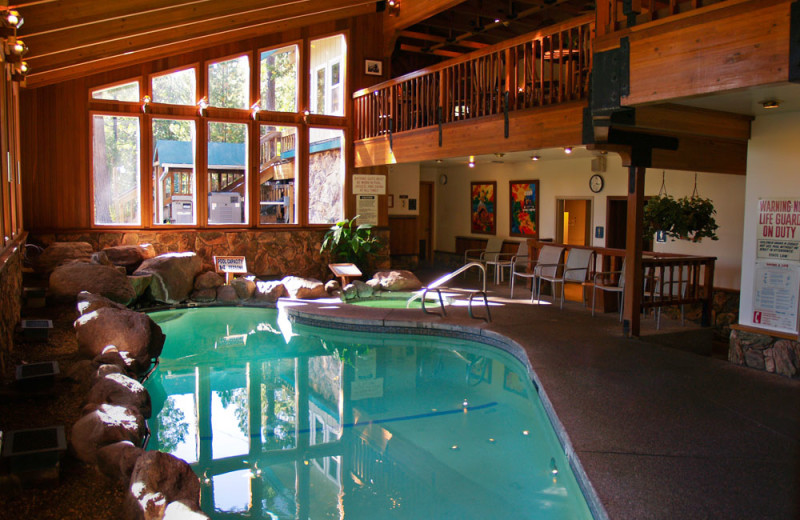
20, 13, 386, 233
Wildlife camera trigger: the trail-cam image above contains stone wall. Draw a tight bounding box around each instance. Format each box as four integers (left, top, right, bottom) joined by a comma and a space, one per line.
0, 244, 23, 372
28, 229, 390, 281
729, 329, 800, 379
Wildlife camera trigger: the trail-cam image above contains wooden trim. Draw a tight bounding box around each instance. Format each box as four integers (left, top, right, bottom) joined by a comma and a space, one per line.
730, 323, 798, 341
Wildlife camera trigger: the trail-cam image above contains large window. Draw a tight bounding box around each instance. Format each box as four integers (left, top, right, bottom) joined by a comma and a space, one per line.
92, 114, 141, 225
91, 81, 140, 102
153, 118, 197, 225
208, 122, 248, 225
308, 127, 344, 224
208, 55, 250, 109
259, 125, 297, 224
310, 35, 345, 116
152, 68, 196, 106
260, 45, 297, 113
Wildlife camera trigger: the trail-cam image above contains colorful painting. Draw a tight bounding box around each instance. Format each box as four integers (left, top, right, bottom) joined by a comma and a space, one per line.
509, 180, 539, 237
470, 181, 496, 234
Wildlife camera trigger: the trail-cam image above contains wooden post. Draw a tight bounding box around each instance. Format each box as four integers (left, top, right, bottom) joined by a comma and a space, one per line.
623, 165, 646, 337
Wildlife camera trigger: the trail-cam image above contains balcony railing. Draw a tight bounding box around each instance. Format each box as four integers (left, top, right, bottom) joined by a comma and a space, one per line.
354, 15, 594, 141
596, 0, 732, 36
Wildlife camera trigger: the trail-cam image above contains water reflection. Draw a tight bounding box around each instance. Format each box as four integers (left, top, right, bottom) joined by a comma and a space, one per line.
147, 308, 592, 520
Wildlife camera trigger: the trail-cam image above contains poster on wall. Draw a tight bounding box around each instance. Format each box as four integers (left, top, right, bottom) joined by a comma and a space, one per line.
756, 198, 800, 260
356, 195, 378, 226
752, 261, 800, 334
470, 181, 496, 235
509, 180, 539, 237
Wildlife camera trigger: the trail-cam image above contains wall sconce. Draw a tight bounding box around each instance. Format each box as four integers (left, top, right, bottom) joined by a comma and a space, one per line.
564, 147, 572, 154
11, 61, 28, 82
8, 39, 27, 59
303, 109, 310, 124
387, 0, 400, 16
251, 101, 260, 120
1, 9, 23, 38
197, 97, 208, 116
760, 99, 780, 110
141, 95, 151, 114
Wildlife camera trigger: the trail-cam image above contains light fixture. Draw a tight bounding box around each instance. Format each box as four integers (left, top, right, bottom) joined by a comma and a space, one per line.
251, 101, 260, 120
2, 9, 23, 30
141, 95, 151, 113
303, 109, 310, 123
8, 39, 27, 58
387, 0, 400, 16
468, 155, 475, 168
760, 99, 780, 109
11, 61, 28, 82
564, 147, 572, 154
531, 155, 540, 161
197, 97, 208, 116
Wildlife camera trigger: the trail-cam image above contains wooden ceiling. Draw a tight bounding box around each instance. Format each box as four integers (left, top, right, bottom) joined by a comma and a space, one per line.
11, 0, 593, 88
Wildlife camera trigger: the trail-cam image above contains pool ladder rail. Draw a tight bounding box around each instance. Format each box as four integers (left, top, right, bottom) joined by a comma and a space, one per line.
407, 262, 492, 322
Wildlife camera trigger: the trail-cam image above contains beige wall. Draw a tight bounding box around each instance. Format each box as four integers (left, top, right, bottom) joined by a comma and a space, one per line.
739, 110, 800, 327
429, 153, 744, 289
387, 163, 420, 216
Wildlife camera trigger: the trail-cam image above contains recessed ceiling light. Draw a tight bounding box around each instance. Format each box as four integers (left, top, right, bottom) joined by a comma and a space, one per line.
531, 155, 540, 161
761, 100, 780, 109
564, 147, 572, 154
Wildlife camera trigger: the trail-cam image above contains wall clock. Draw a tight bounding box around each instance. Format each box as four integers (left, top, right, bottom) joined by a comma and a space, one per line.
439, 174, 448, 185
589, 174, 604, 193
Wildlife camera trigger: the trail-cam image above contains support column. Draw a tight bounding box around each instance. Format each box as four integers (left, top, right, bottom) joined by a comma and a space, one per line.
623, 165, 646, 337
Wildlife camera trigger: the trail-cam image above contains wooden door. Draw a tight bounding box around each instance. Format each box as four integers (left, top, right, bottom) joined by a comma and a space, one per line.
606, 196, 653, 251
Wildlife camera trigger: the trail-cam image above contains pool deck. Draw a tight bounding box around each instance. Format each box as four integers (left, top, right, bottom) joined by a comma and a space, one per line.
282, 281, 800, 520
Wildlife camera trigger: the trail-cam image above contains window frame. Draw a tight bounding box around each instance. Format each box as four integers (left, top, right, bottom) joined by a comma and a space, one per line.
306, 124, 346, 226
256, 122, 299, 227
205, 117, 251, 227
89, 78, 143, 105
205, 52, 253, 111
150, 115, 199, 227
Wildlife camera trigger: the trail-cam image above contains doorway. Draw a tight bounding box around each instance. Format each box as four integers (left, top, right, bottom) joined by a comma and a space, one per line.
556, 198, 592, 246
418, 181, 434, 263
606, 196, 653, 252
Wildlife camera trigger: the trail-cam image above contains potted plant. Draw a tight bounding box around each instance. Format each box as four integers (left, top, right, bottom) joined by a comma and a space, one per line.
642, 195, 719, 242
320, 215, 382, 274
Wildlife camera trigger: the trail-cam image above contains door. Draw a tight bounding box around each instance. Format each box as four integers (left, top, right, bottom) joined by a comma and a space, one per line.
556, 198, 592, 246
418, 181, 434, 263
606, 196, 653, 252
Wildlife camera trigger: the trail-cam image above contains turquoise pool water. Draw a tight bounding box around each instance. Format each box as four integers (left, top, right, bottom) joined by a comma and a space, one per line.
146, 307, 593, 519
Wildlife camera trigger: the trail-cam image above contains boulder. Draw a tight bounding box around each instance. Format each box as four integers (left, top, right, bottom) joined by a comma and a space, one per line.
231, 277, 256, 300
164, 500, 211, 519
216, 285, 238, 303
372, 270, 423, 291
75, 308, 165, 373
102, 244, 157, 274
91, 251, 113, 267
343, 283, 358, 300
87, 373, 152, 418
70, 404, 146, 465
93, 363, 127, 384
77, 291, 128, 316
128, 274, 153, 300
50, 262, 136, 304
366, 278, 381, 291
254, 281, 286, 303
94, 347, 135, 373
194, 271, 224, 290
96, 441, 144, 484
325, 280, 341, 293
190, 288, 217, 303
124, 451, 202, 520
353, 280, 373, 298
282, 276, 326, 299
134, 252, 203, 304
33, 241, 93, 274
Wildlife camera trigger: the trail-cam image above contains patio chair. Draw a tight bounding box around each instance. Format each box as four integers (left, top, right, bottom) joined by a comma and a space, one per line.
484, 241, 526, 285
463, 238, 505, 283
653, 265, 689, 329
510, 244, 564, 302
536, 247, 594, 309
592, 259, 625, 320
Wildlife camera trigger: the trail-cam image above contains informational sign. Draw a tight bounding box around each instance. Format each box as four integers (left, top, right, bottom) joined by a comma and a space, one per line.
352, 174, 386, 195
329, 263, 362, 287
752, 261, 800, 334
356, 195, 378, 226
214, 256, 247, 273
756, 198, 800, 260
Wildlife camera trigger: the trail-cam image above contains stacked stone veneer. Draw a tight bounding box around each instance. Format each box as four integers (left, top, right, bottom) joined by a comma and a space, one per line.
729, 329, 800, 378
29, 229, 391, 280
0, 243, 22, 371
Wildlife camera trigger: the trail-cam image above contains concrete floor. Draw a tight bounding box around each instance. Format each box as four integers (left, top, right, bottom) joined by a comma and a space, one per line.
285, 274, 800, 520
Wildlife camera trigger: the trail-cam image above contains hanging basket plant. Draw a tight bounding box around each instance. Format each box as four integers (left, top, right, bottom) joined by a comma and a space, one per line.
642, 172, 719, 242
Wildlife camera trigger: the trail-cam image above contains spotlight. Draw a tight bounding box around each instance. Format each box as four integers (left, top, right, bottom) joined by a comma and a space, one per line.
531, 155, 540, 161
197, 97, 208, 116
564, 147, 572, 154
251, 101, 260, 120
760, 99, 780, 109
141, 95, 151, 113
3, 10, 23, 29
468, 155, 475, 168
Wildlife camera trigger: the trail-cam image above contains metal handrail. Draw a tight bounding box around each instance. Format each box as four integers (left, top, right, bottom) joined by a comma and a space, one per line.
407, 262, 486, 307
408, 262, 492, 322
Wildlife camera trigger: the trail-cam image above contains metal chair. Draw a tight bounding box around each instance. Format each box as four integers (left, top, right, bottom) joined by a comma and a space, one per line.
592, 259, 625, 320
536, 247, 594, 308
485, 241, 526, 285
510, 245, 565, 302
463, 238, 505, 284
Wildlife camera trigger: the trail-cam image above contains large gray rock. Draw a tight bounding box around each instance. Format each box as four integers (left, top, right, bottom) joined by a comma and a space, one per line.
216, 285, 238, 303
50, 262, 136, 304
134, 252, 203, 304
77, 291, 128, 316
254, 281, 286, 303
33, 241, 93, 274
325, 280, 341, 293
70, 404, 146, 465
372, 270, 423, 291
353, 280, 373, 298
87, 373, 152, 418
75, 307, 165, 373
231, 277, 256, 300
128, 274, 153, 300
164, 500, 211, 519
102, 244, 157, 274
194, 271, 224, 290
96, 440, 144, 484
124, 451, 202, 520
190, 288, 217, 302
282, 276, 326, 299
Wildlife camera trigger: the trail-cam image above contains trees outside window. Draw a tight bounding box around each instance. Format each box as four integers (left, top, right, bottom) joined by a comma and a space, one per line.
208, 55, 250, 109
92, 114, 141, 225
91, 81, 139, 102
260, 45, 297, 113
152, 68, 196, 106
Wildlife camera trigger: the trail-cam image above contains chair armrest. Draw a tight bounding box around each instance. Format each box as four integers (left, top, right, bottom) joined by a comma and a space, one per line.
533, 262, 564, 275
593, 270, 621, 285
464, 248, 484, 263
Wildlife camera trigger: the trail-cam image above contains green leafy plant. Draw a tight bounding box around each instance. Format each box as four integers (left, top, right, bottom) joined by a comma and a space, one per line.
643, 195, 719, 242
320, 215, 381, 271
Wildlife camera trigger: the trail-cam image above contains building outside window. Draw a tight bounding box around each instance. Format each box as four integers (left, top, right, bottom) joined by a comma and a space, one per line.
308, 127, 344, 224
259, 124, 297, 224
152, 118, 197, 225
310, 35, 345, 116
92, 114, 141, 225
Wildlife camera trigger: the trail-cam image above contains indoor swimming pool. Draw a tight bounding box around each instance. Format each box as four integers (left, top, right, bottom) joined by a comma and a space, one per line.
145, 307, 594, 519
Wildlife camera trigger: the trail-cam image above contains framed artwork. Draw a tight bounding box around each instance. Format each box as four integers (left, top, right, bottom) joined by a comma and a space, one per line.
365, 59, 383, 76
470, 181, 496, 235
509, 180, 539, 237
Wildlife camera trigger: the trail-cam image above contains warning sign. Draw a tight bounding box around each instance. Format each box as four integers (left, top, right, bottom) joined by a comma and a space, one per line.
756, 198, 800, 260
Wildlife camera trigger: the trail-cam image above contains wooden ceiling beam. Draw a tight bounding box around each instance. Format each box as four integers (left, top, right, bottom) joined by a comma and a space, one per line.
383, 0, 465, 56
24, 2, 376, 88
398, 43, 462, 57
